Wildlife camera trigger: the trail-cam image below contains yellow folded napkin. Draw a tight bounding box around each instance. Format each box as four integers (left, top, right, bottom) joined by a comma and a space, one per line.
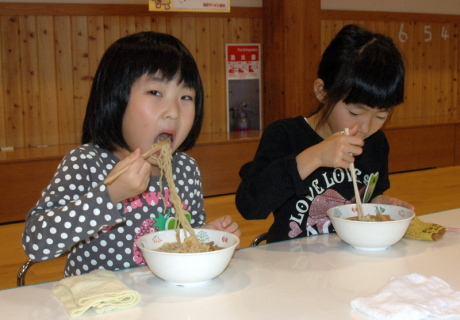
404, 216, 446, 241
52, 269, 141, 317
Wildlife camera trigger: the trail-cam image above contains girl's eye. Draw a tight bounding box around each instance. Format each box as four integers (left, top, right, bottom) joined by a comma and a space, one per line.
148, 90, 162, 96
376, 112, 389, 120
182, 95, 194, 101
349, 111, 359, 116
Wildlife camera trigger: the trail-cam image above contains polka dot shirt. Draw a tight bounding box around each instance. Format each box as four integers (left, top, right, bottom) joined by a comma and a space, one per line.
22, 144, 206, 277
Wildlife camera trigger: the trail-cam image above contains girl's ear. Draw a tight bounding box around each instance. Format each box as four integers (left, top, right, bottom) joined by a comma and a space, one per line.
313, 78, 326, 102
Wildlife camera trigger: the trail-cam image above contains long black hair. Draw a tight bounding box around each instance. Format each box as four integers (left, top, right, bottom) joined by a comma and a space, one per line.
82, 31, 204, 152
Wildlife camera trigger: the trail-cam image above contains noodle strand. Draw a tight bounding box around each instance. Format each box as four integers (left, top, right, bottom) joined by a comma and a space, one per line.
152, 142, 213, 253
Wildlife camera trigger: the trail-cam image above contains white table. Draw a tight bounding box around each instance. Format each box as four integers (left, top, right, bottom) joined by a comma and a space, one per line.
2, 209, 460, 319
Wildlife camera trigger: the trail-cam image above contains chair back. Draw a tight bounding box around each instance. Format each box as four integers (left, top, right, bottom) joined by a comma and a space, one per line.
17, 258, 36, 286
250, 232, 268, 246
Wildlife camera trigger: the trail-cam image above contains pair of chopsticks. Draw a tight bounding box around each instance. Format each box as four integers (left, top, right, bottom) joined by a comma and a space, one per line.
104, 139, 169, 185
344, 128, 365, 220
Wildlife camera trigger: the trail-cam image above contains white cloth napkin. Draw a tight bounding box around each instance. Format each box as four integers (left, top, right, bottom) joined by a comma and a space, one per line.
351, 273, 460, 320
52, 269, 141, 317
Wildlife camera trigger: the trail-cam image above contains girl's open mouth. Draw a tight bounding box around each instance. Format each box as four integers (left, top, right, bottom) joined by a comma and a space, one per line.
154, 133, 173, 145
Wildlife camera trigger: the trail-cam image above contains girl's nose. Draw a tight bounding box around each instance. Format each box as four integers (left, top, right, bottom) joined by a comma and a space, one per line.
164, 101, 180, 120
359, 119, 371, 135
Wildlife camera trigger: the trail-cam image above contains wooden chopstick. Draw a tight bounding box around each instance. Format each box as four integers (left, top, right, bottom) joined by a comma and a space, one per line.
104, 139, 169, 185
344, 128, 365, 220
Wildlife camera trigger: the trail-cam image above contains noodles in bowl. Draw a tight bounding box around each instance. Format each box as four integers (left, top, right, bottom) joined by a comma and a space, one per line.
326, 203, 415, 250
136, 228, 240, 286
157, 240, 223, 253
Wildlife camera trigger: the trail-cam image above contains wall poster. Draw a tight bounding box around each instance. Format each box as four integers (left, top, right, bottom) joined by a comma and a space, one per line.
149, 0, 230, 12
226, 43, 262, 133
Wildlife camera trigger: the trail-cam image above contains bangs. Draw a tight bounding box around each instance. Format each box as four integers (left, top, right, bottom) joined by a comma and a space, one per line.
343, 40, 404, 109
143, 48, 201, 90
343, 71, 404, 109
122, 39, 200, 91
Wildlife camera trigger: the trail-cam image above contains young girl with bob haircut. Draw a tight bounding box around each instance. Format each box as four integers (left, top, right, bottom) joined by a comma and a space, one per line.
22, 31, 240, 277
236, 24, 414, 243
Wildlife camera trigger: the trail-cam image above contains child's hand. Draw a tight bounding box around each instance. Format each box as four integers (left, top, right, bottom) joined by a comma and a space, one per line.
371, 195, 415, 211
202, 215, 241, 238
296, 124, 364, 179
106, 148, 151, 203
320, 124, 363, 168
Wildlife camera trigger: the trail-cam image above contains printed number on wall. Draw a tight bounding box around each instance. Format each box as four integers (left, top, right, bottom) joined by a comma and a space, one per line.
424, 25, 432, 42
441, 26, 449, 40
399, 23, 450, 43
399, 23, 408, 43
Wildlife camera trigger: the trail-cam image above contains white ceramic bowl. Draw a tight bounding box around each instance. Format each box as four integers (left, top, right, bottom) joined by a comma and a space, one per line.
136, 228, 239, 286
326, 204, 415, 251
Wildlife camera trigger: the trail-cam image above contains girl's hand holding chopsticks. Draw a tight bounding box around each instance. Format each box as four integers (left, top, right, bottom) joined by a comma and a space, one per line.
105, 148, 152, 204
104, 139, 169, 185
296, 125, 363, 180
104, 139, 169, 203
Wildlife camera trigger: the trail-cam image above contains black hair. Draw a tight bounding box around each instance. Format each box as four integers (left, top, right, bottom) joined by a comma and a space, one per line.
314, 24, 405, 127
81, 31, 204, 152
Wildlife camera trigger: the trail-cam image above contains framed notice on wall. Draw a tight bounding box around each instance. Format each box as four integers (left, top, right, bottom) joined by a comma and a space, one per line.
149, 0, 230, 12
226, 44, 262, 132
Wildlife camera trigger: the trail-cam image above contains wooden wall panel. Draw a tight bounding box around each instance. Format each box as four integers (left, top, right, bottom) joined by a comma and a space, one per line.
195, 18, 211, 133
209, 18, 226, 133
0, 17, 4, 148
1, 16, 24, 148
262, 0, 322, 128
37, 16, 59, 146
0, 4, 262, 149
71, 16, 91, 145
87, 16, 106, 77
151, 15, 167, 34
19, 15, 41, 148
55, 16, 76, 145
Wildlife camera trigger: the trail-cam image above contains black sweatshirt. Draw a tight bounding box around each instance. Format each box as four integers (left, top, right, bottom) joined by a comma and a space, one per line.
236, 116, 390, 243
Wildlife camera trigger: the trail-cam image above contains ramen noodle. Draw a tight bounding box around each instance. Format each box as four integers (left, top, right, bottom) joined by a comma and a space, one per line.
156, 241, 222, 253
151, 141, 219, 253
346, 209, 393, 222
